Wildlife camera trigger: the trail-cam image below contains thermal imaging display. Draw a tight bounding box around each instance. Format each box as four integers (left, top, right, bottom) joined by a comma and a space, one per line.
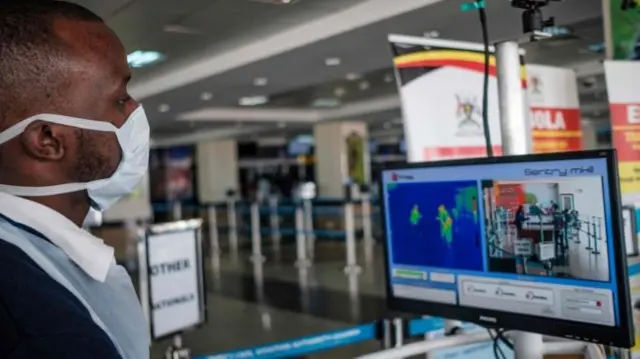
380, 152, 631, 342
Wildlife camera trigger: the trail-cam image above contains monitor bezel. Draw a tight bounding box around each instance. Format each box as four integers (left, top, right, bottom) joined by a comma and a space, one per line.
378, 149, 634, 348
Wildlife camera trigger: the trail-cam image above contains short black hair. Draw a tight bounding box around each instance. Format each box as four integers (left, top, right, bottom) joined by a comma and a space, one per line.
0, 0, 103, 125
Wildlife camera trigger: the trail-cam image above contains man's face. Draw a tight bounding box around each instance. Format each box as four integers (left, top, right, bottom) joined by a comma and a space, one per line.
52, 18, 139, 183
10, 18, 139, 187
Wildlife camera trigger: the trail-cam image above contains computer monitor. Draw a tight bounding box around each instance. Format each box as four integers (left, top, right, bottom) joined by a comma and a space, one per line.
379, 150, 633, 348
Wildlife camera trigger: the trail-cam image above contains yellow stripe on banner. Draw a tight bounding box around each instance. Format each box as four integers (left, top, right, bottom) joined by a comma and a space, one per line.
613, 125, 640, 131
394, 50, 495, 66
394, 50, 527, 81
532, 131, 582, 138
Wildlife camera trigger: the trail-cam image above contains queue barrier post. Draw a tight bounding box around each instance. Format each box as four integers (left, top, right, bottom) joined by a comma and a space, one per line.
344, 184, 361, 275
166, 334, 191, 359
593, 217, 602, 255
250, 201, 266, 263
360, 185, 374, 264
303, 198, 316, 260
269, 196, 281, 256
586, 218, 593, 251
295, 201, 311, 268
208, 205, 220, 255
226, 191, 239, 255
172, 201, 183, 221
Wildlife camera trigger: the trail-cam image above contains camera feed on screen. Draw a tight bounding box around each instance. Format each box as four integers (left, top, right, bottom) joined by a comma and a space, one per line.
382, 157, 620, 328
483, 178, 608, 282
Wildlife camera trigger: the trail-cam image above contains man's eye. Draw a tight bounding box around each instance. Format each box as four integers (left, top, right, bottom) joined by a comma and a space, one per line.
117, 95, 131, 107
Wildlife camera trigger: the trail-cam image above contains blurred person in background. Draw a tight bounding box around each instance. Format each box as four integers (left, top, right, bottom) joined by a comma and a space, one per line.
0, 1, 149, 358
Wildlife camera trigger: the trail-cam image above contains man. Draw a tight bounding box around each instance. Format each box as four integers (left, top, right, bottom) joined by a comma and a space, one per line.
0, 1, 150, 358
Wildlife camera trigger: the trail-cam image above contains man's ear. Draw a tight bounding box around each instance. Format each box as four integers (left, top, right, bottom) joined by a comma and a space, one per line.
20, 122, 69, 161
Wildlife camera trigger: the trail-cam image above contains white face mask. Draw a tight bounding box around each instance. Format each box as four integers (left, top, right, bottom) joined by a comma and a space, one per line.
82, 207, 103, 228
0, 106, 150, 211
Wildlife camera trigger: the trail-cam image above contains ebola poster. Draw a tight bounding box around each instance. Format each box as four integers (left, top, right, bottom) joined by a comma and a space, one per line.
389, 35, 523, 162
526, 64, 583, 153
346, 132, 366, 185
604, 61, 640, 203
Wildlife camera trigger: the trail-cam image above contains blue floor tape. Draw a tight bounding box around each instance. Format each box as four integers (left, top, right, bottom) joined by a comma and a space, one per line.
198, 323, 377, 359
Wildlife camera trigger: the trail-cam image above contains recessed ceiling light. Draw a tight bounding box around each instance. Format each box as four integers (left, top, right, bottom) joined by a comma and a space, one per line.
200, 92, 213, 101
346, 72, 361, 81
127, 50, 165, 68
163, 24, 201, 35
239, 95, 269, 106
359, 81, 370, 90
334, 87, 347, 97
158, 104, 170, 113
253, 77, 268, 86
313, 98, 341, 108
325, 57, 341, 66
384, 74, 395, 83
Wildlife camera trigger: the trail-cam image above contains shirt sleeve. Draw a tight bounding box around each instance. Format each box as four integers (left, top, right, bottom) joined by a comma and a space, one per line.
8, 335, 123, 359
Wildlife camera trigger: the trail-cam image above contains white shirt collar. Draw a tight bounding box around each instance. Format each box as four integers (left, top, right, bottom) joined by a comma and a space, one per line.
0, 192, 114, 282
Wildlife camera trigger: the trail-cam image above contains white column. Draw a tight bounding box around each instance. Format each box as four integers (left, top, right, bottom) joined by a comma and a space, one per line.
196, 139, 239, 203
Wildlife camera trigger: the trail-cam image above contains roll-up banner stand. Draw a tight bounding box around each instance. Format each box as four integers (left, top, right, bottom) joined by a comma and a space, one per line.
388, 35, 583, 162
138, 219, 207, 347
526, 64, 583, 153
604, 61, 640, 205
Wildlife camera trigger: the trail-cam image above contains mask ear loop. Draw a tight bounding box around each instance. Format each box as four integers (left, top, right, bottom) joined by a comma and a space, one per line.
0, 114, 117, 145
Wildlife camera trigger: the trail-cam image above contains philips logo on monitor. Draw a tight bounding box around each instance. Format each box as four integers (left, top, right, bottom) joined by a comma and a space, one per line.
523, 166, 595, 177
479, 316, 497, 324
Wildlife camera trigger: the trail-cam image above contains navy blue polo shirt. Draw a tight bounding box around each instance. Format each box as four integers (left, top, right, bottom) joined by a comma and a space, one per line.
0, 238, 121, 358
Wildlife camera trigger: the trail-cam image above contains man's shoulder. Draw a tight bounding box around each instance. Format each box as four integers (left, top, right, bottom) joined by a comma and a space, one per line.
0, 239, 118, 357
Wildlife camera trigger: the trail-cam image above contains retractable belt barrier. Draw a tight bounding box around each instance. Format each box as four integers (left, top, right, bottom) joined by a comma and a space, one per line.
153, 196, 380, 270
195, 317, 450, 359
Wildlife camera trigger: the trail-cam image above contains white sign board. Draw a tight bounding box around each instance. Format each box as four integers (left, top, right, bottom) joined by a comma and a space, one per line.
513, 239, 533, 256
146, 221, 205, 339
538, 242, 556, 261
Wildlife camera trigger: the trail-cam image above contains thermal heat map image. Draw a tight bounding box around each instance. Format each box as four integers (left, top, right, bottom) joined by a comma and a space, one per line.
386, 180, 483, 271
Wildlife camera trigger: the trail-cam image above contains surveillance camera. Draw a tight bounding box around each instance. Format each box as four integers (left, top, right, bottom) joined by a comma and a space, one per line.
510, 0, 562, 35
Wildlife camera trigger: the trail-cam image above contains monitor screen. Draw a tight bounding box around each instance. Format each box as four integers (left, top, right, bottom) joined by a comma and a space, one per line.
380, 150, 633, 347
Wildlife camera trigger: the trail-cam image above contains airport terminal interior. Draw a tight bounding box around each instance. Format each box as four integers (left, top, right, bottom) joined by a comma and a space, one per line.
64, 0, 640, 358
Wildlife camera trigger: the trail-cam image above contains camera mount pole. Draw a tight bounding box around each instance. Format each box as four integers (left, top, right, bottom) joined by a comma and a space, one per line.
495, 40, 531, 156
496, 39, 540, 359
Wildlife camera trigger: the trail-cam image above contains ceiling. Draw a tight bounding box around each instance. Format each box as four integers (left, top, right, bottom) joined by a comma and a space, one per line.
72, 0, 608, 146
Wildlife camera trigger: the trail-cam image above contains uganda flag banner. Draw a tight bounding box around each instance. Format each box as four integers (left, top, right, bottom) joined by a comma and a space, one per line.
605, 61, 640, 204
389, 35, 526, 162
